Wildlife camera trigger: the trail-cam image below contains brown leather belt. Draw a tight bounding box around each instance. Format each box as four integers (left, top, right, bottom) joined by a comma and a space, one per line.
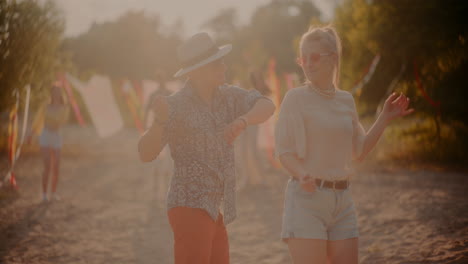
292, 178, 350, 190
315, 178, 349, 190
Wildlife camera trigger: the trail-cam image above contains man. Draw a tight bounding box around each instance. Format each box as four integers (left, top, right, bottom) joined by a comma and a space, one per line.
138, 32, 275, 264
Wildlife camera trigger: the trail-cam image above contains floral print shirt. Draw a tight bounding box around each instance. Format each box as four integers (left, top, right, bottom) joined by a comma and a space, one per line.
162, 81, 269, 224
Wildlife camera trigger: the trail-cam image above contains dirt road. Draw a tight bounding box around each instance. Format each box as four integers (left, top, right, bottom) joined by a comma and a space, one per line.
1, 127, 467, 263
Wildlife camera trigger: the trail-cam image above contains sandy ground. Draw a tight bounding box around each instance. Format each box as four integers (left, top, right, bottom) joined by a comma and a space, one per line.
0, 126, 467, 264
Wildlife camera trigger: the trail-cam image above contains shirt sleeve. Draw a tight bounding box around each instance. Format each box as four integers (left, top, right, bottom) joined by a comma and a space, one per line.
224, 85, 271, 118
160, 96, 177, 145
274, 90, 306, 159
350, 97, 366, 160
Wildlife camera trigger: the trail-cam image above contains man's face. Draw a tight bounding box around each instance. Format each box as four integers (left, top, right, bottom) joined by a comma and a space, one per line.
190, 58, 227, 87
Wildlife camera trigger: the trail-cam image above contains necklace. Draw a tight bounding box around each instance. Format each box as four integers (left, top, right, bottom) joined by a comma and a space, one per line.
307, 82, 336, 99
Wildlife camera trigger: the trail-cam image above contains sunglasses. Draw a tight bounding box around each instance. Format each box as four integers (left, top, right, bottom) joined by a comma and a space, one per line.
297, 52, 335, 66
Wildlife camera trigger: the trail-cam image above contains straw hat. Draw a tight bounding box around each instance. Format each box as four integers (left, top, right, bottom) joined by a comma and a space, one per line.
173, 32, 232, 78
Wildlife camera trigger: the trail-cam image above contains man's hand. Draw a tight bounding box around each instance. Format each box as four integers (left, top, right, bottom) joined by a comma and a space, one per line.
151, 95, 169, 123
224, 117, 247, 145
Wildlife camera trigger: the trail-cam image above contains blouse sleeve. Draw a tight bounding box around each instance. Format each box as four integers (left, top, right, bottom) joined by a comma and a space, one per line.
350, 97, 366, 160
274, 91, 306, 159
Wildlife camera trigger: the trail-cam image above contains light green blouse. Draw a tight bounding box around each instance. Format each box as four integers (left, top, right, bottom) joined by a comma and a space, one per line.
275, 86, 366, 181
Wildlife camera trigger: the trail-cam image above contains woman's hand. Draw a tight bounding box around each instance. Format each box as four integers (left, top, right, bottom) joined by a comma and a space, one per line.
224, 118, 247, 145
151, 96, 169, 123
299, 173, 316, 193
382, 92, 414, 122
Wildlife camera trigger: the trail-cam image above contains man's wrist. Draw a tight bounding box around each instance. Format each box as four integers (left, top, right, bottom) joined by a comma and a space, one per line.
237, 116, 249, 128
153, 114, 168, 126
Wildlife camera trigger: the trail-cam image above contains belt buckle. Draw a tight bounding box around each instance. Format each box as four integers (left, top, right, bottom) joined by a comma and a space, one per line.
332, 181, 336, 190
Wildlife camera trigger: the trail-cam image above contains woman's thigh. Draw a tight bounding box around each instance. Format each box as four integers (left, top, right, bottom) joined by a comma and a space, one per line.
327, 238, 358, 264
50, 147, 60, 160
288, 238, 327, 264
40, 147, 52, 165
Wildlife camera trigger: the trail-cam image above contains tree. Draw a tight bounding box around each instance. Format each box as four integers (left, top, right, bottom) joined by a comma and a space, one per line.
334, 0, 468, 124
247, 0, 321, 73
201, 8, 238, 43
202, 0, 321, 82
63, 11, 183, 80
0, 0, 65, 112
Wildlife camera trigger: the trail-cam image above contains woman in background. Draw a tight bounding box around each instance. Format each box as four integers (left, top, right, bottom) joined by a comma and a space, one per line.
39, 85, 69, 202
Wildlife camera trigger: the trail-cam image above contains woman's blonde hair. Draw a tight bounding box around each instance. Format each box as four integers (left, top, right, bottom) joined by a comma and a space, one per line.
299, 25, 342, 86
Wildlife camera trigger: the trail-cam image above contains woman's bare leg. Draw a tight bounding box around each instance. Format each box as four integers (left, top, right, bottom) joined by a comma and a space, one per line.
41, 147, 52, 197
288, 238, 328, 264
51, 148, 61, 194
327, 238, 358, 264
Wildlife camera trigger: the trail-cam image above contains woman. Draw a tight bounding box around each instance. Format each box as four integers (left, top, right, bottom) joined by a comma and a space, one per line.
275, 26, 413, 264
39, 85, 69, 202
138, 32, 275, 264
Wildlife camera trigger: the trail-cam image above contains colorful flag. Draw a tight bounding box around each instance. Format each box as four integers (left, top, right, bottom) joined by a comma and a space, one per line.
351, 54, 381, 95
61, 74, 86, 126
267, 58, 282, 108
132, 80, 144, 105
264, 58, 283, 168
3, 91, 20, 188
14, 85, 30, 161
284, 73, 297, 90
413, 60, 441, 115
121, 80, 144, 134
141, 80, 159, 109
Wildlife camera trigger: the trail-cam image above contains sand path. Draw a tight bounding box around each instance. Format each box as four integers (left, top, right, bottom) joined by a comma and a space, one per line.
1, 127, 467, 263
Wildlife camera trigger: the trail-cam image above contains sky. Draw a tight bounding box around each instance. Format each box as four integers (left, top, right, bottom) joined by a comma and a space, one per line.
53, 0, 337, 37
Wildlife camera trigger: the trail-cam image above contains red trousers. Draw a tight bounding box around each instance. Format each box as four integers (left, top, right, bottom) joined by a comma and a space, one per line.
168, 207, 230, 264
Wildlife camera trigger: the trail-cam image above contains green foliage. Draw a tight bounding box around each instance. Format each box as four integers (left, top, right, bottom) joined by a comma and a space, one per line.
333, 0, 468, 164
1, 0, 466, 165
245, 0, 321, 73
62, 0, 321, 92
382, 117, 468, 166
202, 0, 321, 82
335, 0, 468, 124
0, 0, 65, 113
63, 11, 182, 80
201, 8, 238, 43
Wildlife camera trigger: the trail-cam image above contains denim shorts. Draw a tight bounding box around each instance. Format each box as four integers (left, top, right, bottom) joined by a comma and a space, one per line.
39, 129, 62, 149
281, 179, 359, 242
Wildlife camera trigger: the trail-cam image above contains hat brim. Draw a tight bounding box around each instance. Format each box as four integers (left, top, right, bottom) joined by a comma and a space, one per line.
173, 44, 232, 78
